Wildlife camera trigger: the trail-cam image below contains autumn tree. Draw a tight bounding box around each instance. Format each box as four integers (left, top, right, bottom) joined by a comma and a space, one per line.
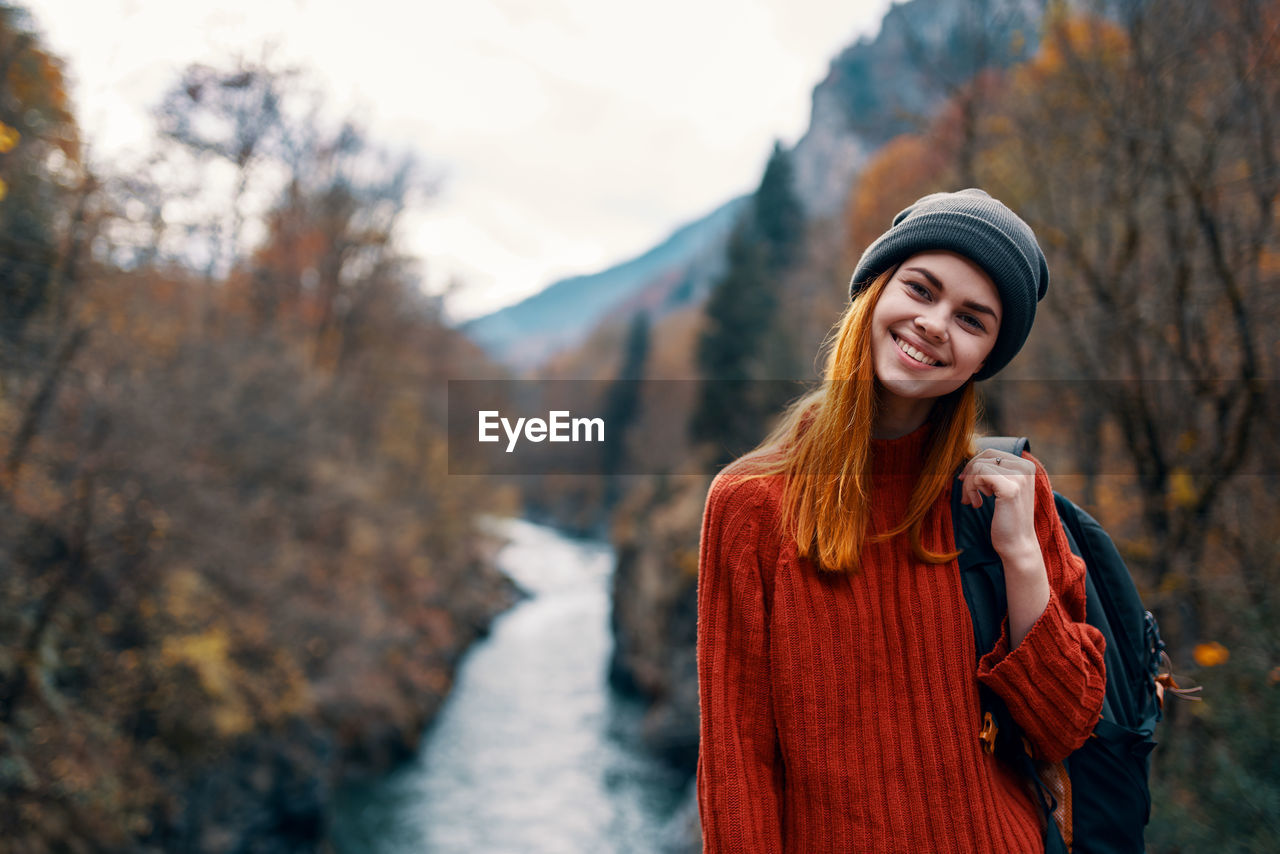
0, 46, 509, 852
844, 3, 1279, 843
154, 57, 296, 282
151, 56, 431, 382
0, 4, 79, 344
270, 122, 424, 374
894, 0, 1042, 183
964, 3, 1280, 846
978, 3, 1276, 638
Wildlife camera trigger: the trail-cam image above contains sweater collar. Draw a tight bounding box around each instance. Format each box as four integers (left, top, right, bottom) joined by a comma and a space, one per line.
869, 419, 933, 477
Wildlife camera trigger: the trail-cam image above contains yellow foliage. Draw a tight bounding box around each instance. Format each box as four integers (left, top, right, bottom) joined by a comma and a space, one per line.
0, 121, 19, 152
674, 547, 699, 579
1193, 642, 1230, 668
269, 649, 313, 718
161, 630, 231, 691
1121, 535, 1154, 562
1167, 469, 1198, 510
1032, 15, 1129, 78
211, 703, 253, 738
163, 567, 211, 624
161, 628, 253, 736
1000, 13, 1130, 161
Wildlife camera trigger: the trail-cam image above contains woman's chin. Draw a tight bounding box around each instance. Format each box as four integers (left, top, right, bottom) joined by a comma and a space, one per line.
877, 372, 964, 402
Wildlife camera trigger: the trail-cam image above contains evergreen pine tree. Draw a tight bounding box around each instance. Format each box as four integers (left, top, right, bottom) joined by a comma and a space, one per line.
691, 143, 805, 465
602, 311, 651, 492
753, 141, 804, 275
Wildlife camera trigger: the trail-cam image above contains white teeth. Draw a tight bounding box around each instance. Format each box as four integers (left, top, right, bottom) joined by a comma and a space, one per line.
894, 335, 940, 366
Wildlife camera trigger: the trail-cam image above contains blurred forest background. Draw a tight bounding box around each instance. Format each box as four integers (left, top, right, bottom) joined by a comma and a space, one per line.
0, 2, 527, 848
1, 0, 1277, 851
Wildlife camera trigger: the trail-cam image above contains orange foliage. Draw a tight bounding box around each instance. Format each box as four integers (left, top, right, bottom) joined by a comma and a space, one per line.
2, 38, 79, 161
846, 134, 952, 254
0, 46, 512, 849
2, 246, 517, 846
1193, 642, 1230, 668
1024, 13, 1130, 81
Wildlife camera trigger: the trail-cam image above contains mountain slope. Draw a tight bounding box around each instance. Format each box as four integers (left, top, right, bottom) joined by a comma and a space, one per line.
460, 198, 745, 371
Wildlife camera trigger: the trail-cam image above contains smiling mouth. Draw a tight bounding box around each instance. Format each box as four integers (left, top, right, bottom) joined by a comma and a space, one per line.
892, 333, 943, 367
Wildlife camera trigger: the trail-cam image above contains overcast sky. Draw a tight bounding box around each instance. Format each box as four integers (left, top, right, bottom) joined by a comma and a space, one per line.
21, 0, 890, 322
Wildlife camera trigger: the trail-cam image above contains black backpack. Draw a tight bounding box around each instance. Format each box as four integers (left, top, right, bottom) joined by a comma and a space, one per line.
951, 436, 1192, 854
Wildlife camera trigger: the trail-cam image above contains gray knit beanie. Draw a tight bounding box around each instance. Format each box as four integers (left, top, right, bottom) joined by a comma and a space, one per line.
848, 188, 1048, 380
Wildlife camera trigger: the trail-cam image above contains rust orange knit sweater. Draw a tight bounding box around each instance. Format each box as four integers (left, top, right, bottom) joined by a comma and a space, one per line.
696, 422, 1108, 853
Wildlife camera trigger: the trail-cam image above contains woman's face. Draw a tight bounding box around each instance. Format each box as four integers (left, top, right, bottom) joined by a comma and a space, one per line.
870, 250, 1002, 403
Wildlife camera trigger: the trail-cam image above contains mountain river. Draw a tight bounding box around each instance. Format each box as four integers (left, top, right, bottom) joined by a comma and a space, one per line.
329, 517, 691, 853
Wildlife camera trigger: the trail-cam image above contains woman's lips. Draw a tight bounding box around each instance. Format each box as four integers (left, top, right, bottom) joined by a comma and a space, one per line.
891, 333, 943, 368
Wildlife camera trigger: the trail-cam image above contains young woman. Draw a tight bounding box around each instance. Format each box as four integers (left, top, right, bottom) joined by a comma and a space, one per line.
696, 189, 1107, 852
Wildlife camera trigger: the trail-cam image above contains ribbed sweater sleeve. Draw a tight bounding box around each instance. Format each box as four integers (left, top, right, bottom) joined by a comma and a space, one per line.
976, 452, 1108, 762
696, 468, 785, 853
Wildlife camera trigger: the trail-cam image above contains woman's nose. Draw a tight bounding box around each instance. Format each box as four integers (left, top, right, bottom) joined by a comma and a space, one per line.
914, 311, 947, 342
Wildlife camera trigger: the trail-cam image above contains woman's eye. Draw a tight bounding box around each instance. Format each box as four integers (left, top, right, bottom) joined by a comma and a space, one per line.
905, 281, 929, 298
958, 313, 986, 332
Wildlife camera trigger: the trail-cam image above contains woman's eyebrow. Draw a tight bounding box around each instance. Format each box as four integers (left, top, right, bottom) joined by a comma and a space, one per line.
903, 266, 999, 320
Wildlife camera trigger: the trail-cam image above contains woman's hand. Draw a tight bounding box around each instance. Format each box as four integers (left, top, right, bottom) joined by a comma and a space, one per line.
958, 449, 1049, 648
958, 448, 1039, 564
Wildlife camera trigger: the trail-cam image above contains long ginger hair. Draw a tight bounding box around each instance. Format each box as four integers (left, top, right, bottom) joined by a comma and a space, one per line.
735, 266, 979, 572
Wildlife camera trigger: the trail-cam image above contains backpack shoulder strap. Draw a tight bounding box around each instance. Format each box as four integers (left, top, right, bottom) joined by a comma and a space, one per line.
951, 436, 1031, 655
950, 435, 1022, 742
951, 434, 1066, 853
974, 435, 1031, 458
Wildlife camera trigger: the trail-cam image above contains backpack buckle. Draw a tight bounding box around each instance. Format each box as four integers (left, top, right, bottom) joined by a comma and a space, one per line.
979, 711, 998, 755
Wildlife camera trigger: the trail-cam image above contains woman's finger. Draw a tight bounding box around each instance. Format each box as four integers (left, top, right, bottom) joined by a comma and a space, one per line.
973, 449, 1034, 474
966, 468, 1022, 507
959, 451, 1029, 507
967, 470, 1003, 505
